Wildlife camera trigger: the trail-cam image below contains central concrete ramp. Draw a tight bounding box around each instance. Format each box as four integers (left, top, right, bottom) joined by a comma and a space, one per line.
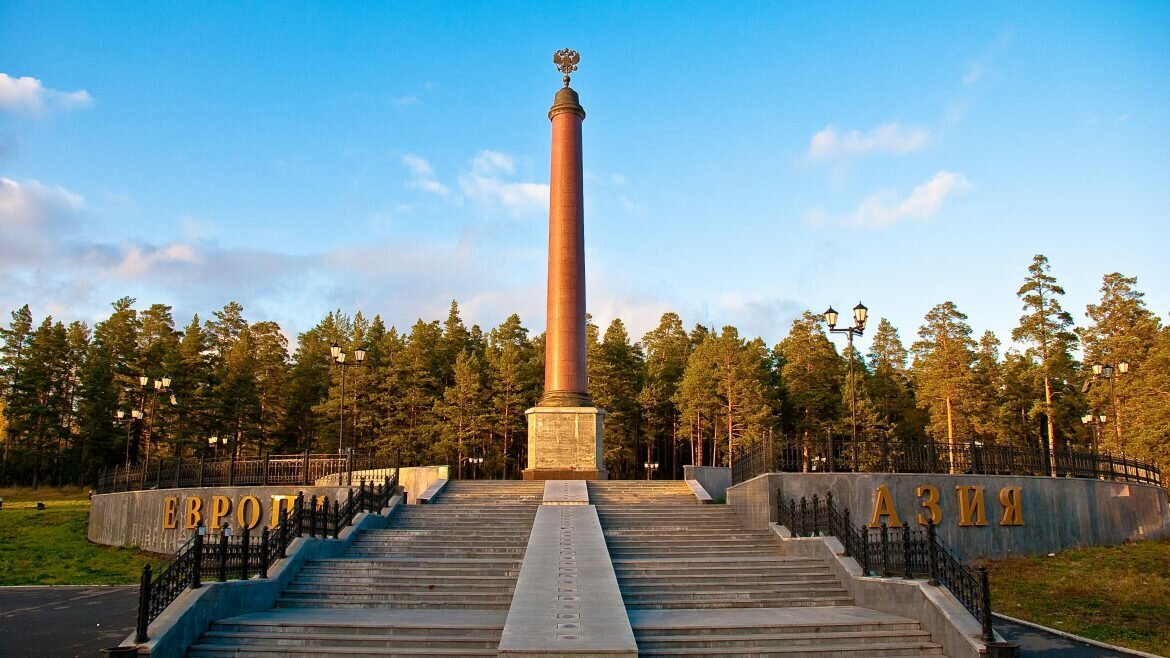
499, 504, 636, 655
591, 480, 948, 656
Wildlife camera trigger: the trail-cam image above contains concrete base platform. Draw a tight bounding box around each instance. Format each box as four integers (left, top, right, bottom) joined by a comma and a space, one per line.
524, 469, 606, 481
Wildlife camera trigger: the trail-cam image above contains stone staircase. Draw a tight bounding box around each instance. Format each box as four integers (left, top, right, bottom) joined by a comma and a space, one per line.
589, 479, 698, 505
594, 482, 947, 657
187, 481, 539, 657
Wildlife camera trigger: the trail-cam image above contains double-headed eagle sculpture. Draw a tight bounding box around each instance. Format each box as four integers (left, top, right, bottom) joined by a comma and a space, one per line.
554, 48, 580, 86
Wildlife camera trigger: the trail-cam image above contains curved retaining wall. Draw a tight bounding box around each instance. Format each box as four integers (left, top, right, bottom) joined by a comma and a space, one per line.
727, 472, 1169, 560
88, 466, 448, 554
89, 485, 352, 554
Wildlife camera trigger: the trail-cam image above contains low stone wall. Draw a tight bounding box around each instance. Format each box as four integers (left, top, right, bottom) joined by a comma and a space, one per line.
728, 472, 1170, 559
89, 485, 351, 554
684, 466, 731, 500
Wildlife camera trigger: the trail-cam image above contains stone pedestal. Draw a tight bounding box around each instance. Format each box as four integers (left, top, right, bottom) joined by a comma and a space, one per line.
523, 406, 607, 480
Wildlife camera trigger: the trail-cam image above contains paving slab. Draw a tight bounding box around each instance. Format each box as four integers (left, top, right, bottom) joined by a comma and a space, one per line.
543, 480, 589, 505
499, 505, 637, 655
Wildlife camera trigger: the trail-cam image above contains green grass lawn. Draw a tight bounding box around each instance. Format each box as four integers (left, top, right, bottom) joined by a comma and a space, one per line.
0, 487, 168, 586
988, 537, 1170, 656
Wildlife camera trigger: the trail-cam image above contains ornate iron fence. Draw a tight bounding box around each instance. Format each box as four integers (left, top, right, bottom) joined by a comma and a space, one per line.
732, 436, 1161, 486
777, 490, 1006, 647
96, 452, 394, 493
134, 474, 399, 643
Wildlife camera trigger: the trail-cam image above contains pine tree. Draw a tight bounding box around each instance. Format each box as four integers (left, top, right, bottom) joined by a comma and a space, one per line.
486, 315, 538, 478
1011, 255, 1078, 471
1077, 273, 1162, 452
639, 313, 691, 478
776, 312, 843, 471
867, 318, 923, 445
912, 302, 979, 473
436, 350, 488, 477
590, 319, 644, 478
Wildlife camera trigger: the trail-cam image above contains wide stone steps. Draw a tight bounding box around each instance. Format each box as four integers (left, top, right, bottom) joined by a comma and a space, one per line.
637, 629, 937, 649
588, 481, 698, 505
195, 630, 499, 650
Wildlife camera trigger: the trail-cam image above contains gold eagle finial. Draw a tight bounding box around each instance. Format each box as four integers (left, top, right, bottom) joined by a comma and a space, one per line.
553, 48, 580, 87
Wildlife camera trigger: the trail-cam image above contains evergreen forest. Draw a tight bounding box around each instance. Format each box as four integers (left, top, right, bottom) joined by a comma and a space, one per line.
2, 255, 1167, 488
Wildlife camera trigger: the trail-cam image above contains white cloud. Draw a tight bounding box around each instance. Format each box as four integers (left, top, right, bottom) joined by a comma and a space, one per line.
807, 171, 970, 229
402, 153, 451, 196
391, 95, 419, 107
0, 73, 93, 115
807, 122, 930, 161
0, 176, 85, 227
458, 150, 548, 216
112, 243, 200, 278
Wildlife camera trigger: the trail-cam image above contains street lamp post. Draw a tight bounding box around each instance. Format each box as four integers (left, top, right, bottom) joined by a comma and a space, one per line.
467, 456, 484, 480
823, 302, 868, 471
329, 344, 366, 455
1080, 413, 1107, 459
643, 461, 659, 480
115, 408, 144, 467
140, 375, 176, 465
1092, 361, 1129, 451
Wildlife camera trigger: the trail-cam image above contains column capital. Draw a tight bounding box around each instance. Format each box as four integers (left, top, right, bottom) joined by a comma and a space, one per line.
549, 86, 586, 121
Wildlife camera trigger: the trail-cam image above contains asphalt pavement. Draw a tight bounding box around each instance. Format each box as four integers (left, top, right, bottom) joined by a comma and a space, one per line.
0, 586, 138, 657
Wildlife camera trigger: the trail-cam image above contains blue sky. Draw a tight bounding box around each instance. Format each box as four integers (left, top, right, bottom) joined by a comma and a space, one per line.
2, 2, 1168, 355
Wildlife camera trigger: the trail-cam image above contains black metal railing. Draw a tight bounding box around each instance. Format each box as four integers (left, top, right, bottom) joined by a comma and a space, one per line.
732, 436, 1161, 486
97, 452, 394, 493
134, 474, 399, 643
777, 490, 1002, 646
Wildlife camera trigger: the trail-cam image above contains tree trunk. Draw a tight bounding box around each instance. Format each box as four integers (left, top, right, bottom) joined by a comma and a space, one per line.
945, 396, 955, 474
1044, 375, 1057, 476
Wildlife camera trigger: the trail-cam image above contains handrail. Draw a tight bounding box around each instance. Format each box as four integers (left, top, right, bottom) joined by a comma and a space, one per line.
732, 437, 1161, 486
134, 473, 399, 643
97, 451, 395, 493
777, 489, 1004, 647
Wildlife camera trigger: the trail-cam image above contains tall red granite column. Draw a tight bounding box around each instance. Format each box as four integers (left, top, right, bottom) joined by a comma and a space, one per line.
525, 50, 606, 480
541, 81, 591, 407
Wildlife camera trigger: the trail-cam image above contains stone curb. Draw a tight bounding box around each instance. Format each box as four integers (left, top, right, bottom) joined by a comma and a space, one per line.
993, 612, 1165, 658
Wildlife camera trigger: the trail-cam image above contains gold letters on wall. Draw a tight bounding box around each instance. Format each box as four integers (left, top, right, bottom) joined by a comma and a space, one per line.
164, 494, 312, 531
869, 484, 1025, 528
868, 485, 904, 528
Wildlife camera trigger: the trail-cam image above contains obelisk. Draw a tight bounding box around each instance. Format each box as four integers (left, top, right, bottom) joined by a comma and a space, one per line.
523, 49, 607, 481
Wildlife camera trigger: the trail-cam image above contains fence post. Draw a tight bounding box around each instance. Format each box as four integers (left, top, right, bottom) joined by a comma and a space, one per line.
978, 567, 995, 644
880, 522, 891, 577
811, 494, 820, 535
360, 479, 368, 513
789, 499, 797, 534
842, 508, 852, 556
218, 529, 229, 582
859, 523, 870, 575
228, 450, 236, 486
263, 453, 270, 486
303, 449, 311, 485
927, 520, 940, 586
259, 527, 270, 577
902, 527, 913, 579
295, 492, 305, 538
347, 489, 355, 526
240, 526, 250, 579
135, 564, 152, 643
198, 455, 206, 487
798, 497, 807, 536
309, 496, 318, 538
192, 528, 204, 589
333, 499, 341, 538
